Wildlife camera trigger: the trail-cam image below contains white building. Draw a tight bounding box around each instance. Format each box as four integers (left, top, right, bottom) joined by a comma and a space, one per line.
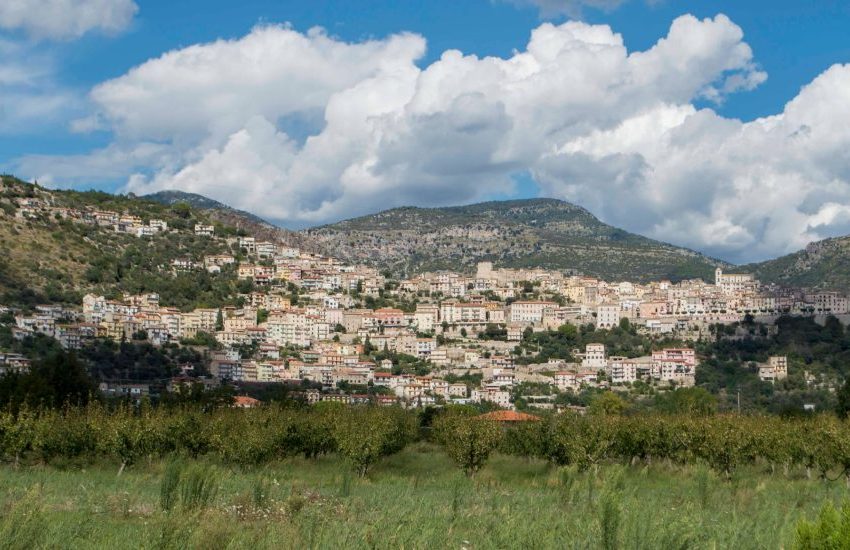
582, 343, 607, 369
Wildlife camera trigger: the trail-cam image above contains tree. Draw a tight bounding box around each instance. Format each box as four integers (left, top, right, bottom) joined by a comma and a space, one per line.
588, 392, 628, 416
434, 412, 502, 477
0, 351, 97, 410
171, 202, 191, 219
215, 309, 224, 331
333, 407, 415, 477
836, 378, 850, 419
656, 387, 717, 416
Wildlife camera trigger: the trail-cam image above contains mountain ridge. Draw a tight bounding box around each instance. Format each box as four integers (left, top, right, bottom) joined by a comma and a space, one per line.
7, 176, 850, 293
305, 197, 730, 282
741, 235, 850, 292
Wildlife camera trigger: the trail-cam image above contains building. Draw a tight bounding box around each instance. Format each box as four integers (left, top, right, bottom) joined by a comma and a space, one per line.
596, 304, 620, 329
194, 224, 215, 236
582, 343, 607, 369
715, 268, 756, 294
508, 301, 556, 324
758, 355, 788, 383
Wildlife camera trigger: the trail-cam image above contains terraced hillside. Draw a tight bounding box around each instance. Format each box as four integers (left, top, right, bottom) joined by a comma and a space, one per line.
305, 198, 730, 281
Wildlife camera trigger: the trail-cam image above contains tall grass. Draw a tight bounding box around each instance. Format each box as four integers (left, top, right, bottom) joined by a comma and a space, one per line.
160, 459, 182, 512
0, 445, 847, 548
178, 464, 218, 511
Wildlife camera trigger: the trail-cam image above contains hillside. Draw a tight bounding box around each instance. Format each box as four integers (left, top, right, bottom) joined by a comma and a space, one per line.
143, 190, 313, 251
305, 198, 729, 281
0, 176, 261, 309
743, 236, 850, 292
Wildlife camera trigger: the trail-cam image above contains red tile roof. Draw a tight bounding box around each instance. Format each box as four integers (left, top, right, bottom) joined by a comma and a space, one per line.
234, 396, 261, 407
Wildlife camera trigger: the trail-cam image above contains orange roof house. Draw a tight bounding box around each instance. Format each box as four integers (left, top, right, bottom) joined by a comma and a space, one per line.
233, 396, 261, 408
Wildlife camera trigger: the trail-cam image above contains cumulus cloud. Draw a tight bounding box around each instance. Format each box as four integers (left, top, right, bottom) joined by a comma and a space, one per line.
0, 0, 137, 40
14, 14, 850, 263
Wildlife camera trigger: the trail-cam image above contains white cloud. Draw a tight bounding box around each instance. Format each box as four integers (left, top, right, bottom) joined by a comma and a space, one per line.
14, 14, 850, 263
0, 0, 138, 40
0, 38, 78, 133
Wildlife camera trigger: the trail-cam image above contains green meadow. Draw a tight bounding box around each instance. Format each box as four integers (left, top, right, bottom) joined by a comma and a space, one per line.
0, 442, 843, 549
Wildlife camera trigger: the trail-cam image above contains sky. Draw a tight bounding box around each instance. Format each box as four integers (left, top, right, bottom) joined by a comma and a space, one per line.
1, 0, 850, 264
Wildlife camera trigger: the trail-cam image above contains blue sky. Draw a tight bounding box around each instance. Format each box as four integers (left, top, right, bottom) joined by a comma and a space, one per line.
1, 0, 850, 262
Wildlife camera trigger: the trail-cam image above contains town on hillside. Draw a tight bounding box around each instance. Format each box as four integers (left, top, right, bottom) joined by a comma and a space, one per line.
1, 196, 846, 410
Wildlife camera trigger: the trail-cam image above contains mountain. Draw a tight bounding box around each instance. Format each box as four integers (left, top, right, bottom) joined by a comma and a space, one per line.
143, 190, 312, 250
742, 236, 850, 292
305, 198, 730, 282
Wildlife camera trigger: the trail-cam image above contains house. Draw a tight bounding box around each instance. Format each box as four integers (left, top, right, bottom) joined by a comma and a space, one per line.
448, 383, 468, 398
256, 241, 277, 258
582, 343, 606, 369
234, 396, 261, 408
149, 219, 168, 232
552, 371, 578, 392
758, 355, 788, 383
99, 382, 150, 399
195, 224, 215, 236
596, 304, 620, 329
509, 301, 557, 324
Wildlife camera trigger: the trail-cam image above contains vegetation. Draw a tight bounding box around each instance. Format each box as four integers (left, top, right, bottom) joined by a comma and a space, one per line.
0, 443, 848, 548
744, 235, 850, 293
308, 198, 726, 281
794, 500, 850, 549
515, 322, 681, 364
0, 176, 283, 311
433, 410, 502, 476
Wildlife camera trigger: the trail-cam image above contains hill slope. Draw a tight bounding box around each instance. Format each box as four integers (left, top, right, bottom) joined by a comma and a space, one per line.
143, 190, 313, 250
743, 236, 850, 292
0, 176, 261, 309
305, 198, 729, 281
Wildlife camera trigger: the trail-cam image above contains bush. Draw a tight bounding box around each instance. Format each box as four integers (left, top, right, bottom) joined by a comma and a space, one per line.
433, 411, 502, 477
334, 407, 417, 477
795, 500, 850, 549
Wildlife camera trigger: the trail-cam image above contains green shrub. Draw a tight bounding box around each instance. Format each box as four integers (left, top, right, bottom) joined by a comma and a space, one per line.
433, 411, 502, 477
795, 500, 850, 549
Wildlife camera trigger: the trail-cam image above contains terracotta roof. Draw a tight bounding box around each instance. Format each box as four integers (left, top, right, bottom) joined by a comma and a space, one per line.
478, 410, 540, 422
234, 396, 261, 407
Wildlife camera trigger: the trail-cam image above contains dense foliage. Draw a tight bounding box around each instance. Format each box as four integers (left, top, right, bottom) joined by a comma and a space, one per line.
515, 322, 683, 365
0, 403, 418, 475
495, 412, 850, 478
4, 402, 850, 484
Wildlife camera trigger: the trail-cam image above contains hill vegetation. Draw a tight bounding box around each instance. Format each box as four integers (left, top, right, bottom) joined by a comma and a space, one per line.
144, 190, 313, 251
743, 236, 850, 292
306, 199, 729, 281
0, 176, 268, 310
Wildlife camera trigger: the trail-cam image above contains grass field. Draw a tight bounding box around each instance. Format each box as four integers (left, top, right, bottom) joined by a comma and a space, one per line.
0, 442, 843, 549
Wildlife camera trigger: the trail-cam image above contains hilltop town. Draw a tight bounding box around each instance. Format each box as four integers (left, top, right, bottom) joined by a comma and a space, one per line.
3, 185, 844, 411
